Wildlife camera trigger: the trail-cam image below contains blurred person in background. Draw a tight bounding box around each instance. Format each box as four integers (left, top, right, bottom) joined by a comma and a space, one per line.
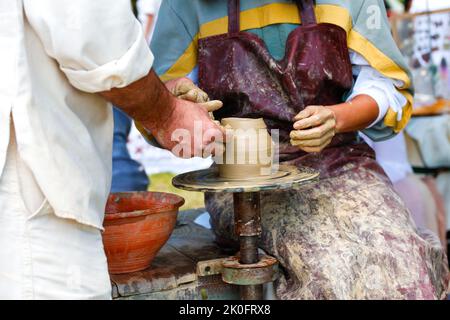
111, 0, 162, 193
137, 0, 162, 43
111, 108, 149, 193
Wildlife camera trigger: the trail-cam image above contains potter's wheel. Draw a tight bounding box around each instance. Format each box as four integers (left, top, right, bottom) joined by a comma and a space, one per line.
172, 164, 319, 193
173, 164, 319, 300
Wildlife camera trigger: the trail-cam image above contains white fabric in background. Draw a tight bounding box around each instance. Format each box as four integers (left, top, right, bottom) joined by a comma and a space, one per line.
361, 132, 413, 184
405, 115, 450, 168
0, 0, 153, 229
0, 127, 111, 300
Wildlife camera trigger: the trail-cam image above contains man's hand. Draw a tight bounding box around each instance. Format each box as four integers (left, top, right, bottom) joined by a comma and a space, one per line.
165, 77, 222, 118
290, 105, 337, 153
166, 77, 209, 102
145, 97, 224, 159
99, 70, 224, 159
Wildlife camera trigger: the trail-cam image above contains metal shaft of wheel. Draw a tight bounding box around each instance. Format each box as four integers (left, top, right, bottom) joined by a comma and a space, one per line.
233, 192, 263, 300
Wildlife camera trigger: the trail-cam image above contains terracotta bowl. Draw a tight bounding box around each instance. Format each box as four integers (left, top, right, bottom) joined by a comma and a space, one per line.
103, 192, 185, 274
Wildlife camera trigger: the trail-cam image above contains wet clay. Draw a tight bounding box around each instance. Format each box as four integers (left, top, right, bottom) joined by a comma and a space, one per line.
218, 118, 274, 180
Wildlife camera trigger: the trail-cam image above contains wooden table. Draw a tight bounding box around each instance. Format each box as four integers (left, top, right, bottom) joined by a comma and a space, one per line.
110, 209, 240, 300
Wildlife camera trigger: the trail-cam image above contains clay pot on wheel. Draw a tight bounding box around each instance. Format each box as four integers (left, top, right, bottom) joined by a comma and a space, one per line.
103, 192, 185, 274
218, 117, 274, 180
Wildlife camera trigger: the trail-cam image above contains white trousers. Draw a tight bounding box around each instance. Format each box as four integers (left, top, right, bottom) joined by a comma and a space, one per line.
0, 124, 111, 299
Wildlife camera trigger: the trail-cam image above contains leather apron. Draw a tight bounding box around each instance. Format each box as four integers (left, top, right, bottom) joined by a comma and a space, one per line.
198, 0, 381, 178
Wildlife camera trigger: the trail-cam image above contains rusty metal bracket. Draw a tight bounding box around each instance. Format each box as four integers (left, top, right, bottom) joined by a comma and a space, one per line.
221, 255, 279, 286
196, 258, 225, 277
196, 255, 279, 287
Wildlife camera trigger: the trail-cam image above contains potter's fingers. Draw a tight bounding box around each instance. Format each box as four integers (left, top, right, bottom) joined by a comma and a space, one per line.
290, 130, 335, 147
201, 142, 214, 158
174, 79, 196, 95
319, 136, 334, 150
290, 121, 335, 140
294, 112, 328, 130
203, 141, 224, 158
171, 142, 196, 159
293, 115, 321, 130
293, 109, 313, 122
165, 77, 191, 95
199, 100, 223, 113
293, 105, 321, 121
191, 140, 206, 158
177, 82, 209, 102
178, 89, 210, 103
197, 90, 210, 103
213, 141, 225, 156
178, 89, 199, 102
203, 124, 225, 145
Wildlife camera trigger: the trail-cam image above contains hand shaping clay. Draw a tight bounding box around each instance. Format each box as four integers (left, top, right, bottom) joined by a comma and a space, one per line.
218, 118, 274, 180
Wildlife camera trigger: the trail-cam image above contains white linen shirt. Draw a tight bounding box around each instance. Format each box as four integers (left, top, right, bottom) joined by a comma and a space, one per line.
0, 0, 153, 229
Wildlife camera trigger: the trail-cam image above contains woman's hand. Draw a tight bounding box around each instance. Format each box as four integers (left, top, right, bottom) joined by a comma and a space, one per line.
290, 96, 380, 153
290, 105, 337, 153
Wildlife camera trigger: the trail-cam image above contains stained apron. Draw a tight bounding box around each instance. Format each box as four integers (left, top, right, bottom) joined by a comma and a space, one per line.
199, 0, 449, 299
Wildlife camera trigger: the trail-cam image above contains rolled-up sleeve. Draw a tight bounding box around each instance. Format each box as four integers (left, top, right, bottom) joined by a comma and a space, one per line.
347, 51, 408, 141
23, 0, 153, 93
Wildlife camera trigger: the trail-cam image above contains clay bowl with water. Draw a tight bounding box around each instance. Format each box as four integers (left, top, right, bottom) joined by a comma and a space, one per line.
103, 192, 185, 274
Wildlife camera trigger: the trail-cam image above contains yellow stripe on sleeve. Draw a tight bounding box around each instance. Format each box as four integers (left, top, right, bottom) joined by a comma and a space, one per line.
384, 91, 413, 132
348, 30, 413, 132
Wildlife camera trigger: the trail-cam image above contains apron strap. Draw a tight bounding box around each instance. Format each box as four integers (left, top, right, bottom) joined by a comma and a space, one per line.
228, 0, 240, 34
296, 0, 317, 25
227, 0, 317, 34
